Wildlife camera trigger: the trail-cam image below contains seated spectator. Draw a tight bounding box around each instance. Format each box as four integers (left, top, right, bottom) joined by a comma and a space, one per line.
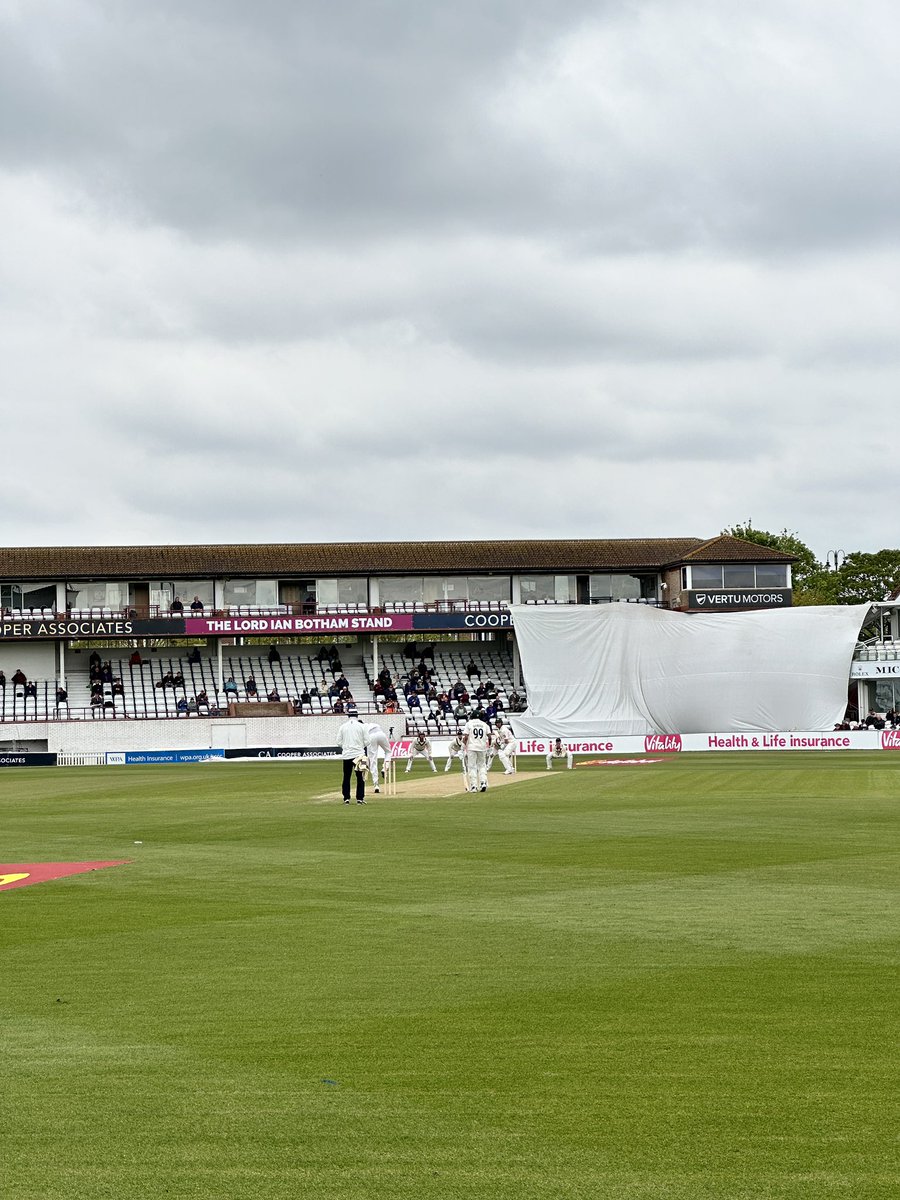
172, 672, 185, 689
24, 680, 37, 699
402, 642, 417, 660
89, 651, 102, 669
332, 700, 345, 714
384, 699, 400, 713
378, 667, 392, 687
267, 645, 281, 664
299, 688, 311, 707
475, 684, 487, 700
483, 679, 498, 699
330, 656, 343, 675
292, 698, 303, 714
464, 659, 480, 679
507, 690, 522, 710
335, 673, 349, 690
863, 709, 884, 729
451, 678, 465, 698
245, 676, 258, 696
346, 699, 358, 716
101, 662, 113, 683
373, 680, 384, 698
90, 662, 103, 681
190, 595, 205, 612
328, 681, 341, 699
315, 646, 331, 664
90, 692, 104, 712
170, 596, 184, 613
267, 688, 281, 702
187, 647, 202, 665
196, 690, 210, 709
112, 678, 124, 696
129, 649, 143, 666
224, 677, 238, 695
156, 672, 173, 689
12, 668, 27, 686
91, 681, 104, 697
453, 701, 469, 720
56, 686, 68, 705
408, 693, 421, 710
187, 697, 199, 714
421, 643, 435, 662
176, 696, 188, 713
484, 701, 497, 721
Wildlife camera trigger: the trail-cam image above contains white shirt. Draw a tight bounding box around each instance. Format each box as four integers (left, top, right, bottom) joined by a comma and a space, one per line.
338, 718, 368, 760
463, 718, 491, 751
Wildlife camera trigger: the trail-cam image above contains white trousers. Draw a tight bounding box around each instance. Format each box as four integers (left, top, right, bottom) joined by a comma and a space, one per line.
465, 750, 488, 791
445, 747, 465, 772
546, 751, 574, 769
498, 746, 516, 773
406, 748, 436, 771
367, 731, 391, 781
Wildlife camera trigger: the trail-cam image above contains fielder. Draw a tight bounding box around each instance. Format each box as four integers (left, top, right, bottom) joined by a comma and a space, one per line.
546, 737, 574, 769
364, 722, 391, 794
444, 732, 465, 774
462, 713, 492, 792
405, 732, 437, 773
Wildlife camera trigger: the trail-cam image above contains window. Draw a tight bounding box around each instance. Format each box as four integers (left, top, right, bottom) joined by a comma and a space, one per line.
467, 576, 511, 603
377, 576, 424, 604
520, 575, 576, 603
223, 579, 278, 606
689, 564, 789, 589
317, 578, 368, 606
2, 582, 56, 610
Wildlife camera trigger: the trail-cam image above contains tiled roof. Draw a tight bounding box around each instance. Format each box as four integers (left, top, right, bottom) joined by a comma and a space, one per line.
678, 535, 794, 563
0, 535, 792, 580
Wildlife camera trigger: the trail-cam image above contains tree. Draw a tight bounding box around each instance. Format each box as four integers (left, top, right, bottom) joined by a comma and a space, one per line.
722, 521, 831, 603
833, 550, 900, 605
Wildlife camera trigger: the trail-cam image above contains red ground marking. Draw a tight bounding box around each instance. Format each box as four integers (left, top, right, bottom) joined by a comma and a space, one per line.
0, 862, 131, 891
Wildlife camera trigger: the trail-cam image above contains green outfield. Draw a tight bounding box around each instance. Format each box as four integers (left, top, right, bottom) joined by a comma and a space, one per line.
2, 753, 898, 1199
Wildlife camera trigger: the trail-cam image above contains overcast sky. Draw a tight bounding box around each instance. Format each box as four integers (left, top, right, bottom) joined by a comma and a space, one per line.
1, 0, 897, 559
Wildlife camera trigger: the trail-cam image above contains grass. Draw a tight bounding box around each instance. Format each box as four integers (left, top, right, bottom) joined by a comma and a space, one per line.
1, 753, 898, 1199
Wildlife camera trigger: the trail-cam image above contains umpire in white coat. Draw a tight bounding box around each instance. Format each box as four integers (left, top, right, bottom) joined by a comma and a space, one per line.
338, 715, 368, 803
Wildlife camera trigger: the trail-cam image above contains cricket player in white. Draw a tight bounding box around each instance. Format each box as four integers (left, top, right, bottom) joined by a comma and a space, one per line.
364, 722, 391, 794
462, 714, 492, 792
444, 733, 465, 773
546, 737, 574, 769
495, 724, 517, 775
405, 732, 437, 773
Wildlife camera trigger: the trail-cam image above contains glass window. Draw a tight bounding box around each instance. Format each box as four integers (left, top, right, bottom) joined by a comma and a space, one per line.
377, 576, 425, 604
610, 575, 642, 600
755, 564, 788, 588
223, 579, 278, 606
337, 578, 368, 604
172, 580, 214, 608
723, 564, 756, 588
71, 582, 127, 609
520, 575, 576, 603
424, 576, 468, 604
690, 565, 723, 588
467, 576, 510, 602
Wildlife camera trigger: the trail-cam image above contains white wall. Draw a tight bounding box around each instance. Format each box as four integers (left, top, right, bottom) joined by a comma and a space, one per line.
0, 642, 57, 680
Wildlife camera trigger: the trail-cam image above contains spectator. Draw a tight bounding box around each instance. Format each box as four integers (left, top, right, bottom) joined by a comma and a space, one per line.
224, 677, 238, 695
112, 678, 124, 696
332, 699, 345, 714
267, 645, 281, 664
464, 659, 480, 679
190, 595, 205, 612
196, 690, 210, 710
451, 679, 465, 698
24, 680, 37, 699
176, 696, 188, 713
12, 668, 27, 686
245, 676, 258, 697
299, 688, 311, 709
101, 662, 113, 683
89, 651, 102, 669
172, 671, 185, 689
56, 686, 68, 706
422, 643, 435, 662
129, 649, 143, 667
0, 670, 5, 688
408, 693, 421, 710
454, 701, 469, 720
187, 697, 199, 714
90, 692, 104, 714
402, 642, 417, 660
170, 596, 184, 614
187, 647, 202, 665
91, 681, 103, 697
267, 688, 281, 702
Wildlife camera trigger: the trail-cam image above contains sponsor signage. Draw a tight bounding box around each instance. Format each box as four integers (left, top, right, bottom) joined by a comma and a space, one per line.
0, 610, 513, 640
412, 611, 513, 630
0, 752, 57, 767
223, 746, 341, 760
644, 734, 682, 753
0, 617, 184, 641
850, 659, 900, 679
106, 749, 226, 765
186, 614, 414, 636
0, 861, 129, 890
687, 589, 792, 611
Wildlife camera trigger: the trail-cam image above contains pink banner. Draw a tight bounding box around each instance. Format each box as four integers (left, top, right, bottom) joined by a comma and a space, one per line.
185, 613, 414, 636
